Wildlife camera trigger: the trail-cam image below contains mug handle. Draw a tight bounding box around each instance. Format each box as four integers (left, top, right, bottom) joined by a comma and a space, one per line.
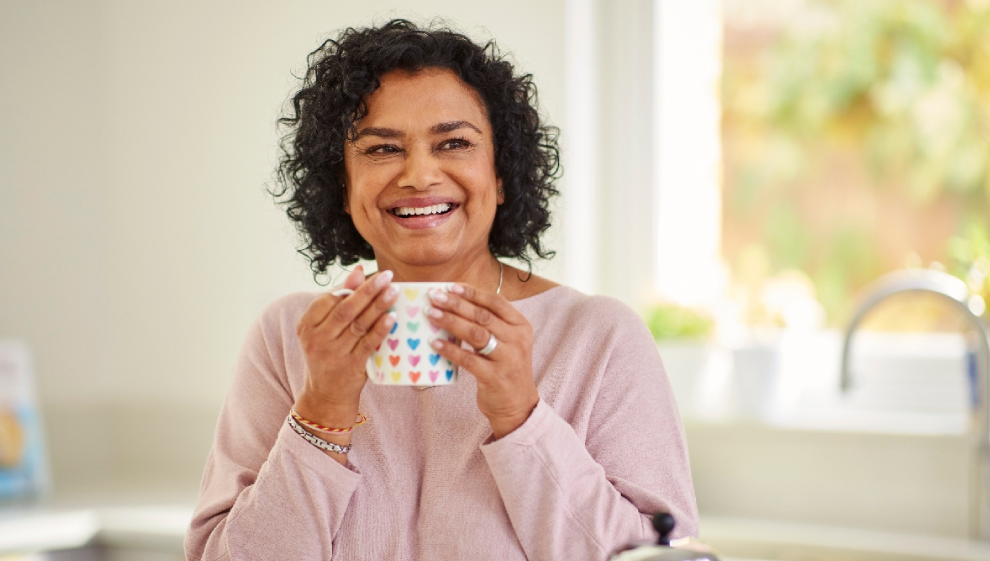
330, 287, 377, 381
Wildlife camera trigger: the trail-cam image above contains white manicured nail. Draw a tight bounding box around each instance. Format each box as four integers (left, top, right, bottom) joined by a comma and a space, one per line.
429, 290, 448, 302
375, 270, 394, 288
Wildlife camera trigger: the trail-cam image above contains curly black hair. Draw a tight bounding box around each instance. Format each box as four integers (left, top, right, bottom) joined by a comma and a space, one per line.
273, 19, 561, 277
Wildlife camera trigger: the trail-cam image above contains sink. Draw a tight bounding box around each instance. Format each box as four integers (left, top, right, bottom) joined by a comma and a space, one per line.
685, 419, 970, 538
668, 330, 980, 546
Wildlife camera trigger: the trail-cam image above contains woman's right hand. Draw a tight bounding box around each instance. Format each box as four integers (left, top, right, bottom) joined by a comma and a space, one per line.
293, 266, 398, 432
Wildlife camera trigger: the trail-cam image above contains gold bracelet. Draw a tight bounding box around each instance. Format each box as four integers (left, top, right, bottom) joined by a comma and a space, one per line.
290, 409, 366, 434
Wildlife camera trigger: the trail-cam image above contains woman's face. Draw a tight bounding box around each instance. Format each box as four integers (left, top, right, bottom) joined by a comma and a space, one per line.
343, 68, 503, 270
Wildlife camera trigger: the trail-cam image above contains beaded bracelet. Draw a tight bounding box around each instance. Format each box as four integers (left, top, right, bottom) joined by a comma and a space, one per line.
290, 409, 367, 434
287, 415, 351, 454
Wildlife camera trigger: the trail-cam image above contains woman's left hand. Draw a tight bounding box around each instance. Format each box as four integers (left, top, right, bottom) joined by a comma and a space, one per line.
427, 284, 539, 439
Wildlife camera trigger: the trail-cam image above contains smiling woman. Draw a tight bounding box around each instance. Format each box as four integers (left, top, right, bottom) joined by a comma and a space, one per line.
184, 19, 698, 561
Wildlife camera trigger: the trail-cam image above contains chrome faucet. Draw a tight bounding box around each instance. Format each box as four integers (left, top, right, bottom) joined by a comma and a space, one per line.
839, 268, 990, 541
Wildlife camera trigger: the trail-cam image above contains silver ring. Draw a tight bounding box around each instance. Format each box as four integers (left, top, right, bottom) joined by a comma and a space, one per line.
476, 333, 498, 356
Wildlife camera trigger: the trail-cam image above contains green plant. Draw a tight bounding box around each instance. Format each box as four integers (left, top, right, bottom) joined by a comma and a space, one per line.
948, 222, 990, 312
642, 303, 715, 342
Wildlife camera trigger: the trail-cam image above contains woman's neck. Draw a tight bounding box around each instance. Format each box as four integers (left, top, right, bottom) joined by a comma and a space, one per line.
373, 252, 502, 292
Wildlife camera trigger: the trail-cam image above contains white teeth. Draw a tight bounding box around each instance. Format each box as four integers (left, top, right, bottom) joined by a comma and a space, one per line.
393, 203, 452, 217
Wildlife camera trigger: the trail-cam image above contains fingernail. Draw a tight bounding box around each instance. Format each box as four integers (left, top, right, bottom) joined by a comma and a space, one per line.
384, 313, 396, 327
426, 307, 442, 319
375, 270, 393, 288
431, 339, 443, 350
386, 286, 399, 299
429, 290, 448, 303
450, 284, 465, 294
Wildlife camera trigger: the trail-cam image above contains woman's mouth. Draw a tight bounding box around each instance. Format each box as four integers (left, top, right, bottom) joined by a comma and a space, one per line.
389, 203, 455, 217
387, 202, 459, 229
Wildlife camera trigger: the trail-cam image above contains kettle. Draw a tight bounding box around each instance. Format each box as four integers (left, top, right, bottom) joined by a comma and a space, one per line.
607, 513, 719, 561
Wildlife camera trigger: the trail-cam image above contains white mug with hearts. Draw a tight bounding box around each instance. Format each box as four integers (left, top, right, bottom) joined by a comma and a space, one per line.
336, 281, 459, 386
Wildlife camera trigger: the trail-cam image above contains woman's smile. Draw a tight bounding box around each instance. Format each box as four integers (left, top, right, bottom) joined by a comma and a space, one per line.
386, 196, 460, 230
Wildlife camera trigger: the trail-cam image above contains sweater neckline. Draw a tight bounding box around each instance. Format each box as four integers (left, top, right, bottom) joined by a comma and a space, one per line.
508, 285, 571, 307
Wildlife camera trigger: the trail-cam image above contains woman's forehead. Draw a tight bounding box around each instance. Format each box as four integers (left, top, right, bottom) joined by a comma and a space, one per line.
357, 68, 491, 134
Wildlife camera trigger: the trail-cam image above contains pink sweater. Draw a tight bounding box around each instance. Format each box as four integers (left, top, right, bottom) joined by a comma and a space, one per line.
185, 286, 698, 561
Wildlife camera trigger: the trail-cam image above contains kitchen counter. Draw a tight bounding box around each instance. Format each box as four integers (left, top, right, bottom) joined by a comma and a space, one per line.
0, 489, 192, 559
702, 516, 990, 561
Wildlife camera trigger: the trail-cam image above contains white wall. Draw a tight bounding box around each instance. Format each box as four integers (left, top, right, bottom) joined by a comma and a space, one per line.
0, 0, 565, 493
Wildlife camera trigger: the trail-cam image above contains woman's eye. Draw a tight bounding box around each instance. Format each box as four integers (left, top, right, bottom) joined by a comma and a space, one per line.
365, 144, 401, 155
440, 138, 471, 150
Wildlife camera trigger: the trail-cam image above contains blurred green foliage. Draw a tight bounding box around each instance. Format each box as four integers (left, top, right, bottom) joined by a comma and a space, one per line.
643, 303, 715, 341
723, 0, 990, 322
948, 223, 990, 311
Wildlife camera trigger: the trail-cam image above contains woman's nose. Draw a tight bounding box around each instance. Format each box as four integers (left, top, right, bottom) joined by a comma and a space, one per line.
397, 146, 443, 190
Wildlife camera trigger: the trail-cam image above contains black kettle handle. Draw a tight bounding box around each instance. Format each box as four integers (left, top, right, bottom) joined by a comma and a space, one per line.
652, 512, 676, 546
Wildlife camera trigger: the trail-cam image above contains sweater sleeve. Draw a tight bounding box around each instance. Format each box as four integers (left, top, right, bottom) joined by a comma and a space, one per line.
184, 303, 363, 561
478, 301, 699, 561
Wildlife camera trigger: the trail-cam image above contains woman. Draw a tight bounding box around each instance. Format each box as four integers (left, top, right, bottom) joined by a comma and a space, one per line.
185, 19, 697, 561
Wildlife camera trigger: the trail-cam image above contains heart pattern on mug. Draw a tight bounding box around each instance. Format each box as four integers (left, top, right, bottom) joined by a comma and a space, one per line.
369, 283, 457, 385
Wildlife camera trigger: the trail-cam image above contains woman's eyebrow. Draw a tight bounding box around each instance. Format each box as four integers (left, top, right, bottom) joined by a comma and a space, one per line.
353, 127, 403, 141
352, 121, 482, 141
432, 121, 483, 135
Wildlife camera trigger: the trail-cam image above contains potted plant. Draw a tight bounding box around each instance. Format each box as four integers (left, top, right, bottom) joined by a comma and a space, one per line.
643, 303, 716, 418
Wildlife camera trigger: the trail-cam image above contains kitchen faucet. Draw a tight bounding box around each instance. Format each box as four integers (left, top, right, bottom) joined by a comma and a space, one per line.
839, 268, 990, 541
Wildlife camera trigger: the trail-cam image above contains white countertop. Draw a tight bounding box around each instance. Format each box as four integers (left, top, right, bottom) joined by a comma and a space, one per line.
701, 516, 990, 561
0, 503, 191, 555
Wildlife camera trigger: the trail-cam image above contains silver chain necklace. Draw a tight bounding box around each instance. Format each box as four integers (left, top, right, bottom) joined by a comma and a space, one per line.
495, 261, 503, 295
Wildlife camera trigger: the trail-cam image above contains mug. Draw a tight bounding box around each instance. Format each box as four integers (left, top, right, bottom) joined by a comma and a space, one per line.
334, 282, 459, 386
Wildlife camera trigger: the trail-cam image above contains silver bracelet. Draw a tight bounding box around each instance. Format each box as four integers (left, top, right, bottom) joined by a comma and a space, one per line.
287, 415, 352, 454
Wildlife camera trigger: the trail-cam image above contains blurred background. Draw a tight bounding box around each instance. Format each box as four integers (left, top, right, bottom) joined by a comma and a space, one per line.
1, 0, 989, 559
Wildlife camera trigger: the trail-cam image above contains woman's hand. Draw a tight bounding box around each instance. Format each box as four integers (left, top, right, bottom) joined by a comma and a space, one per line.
427, 284, 539, 439
293, 266, 398, 431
